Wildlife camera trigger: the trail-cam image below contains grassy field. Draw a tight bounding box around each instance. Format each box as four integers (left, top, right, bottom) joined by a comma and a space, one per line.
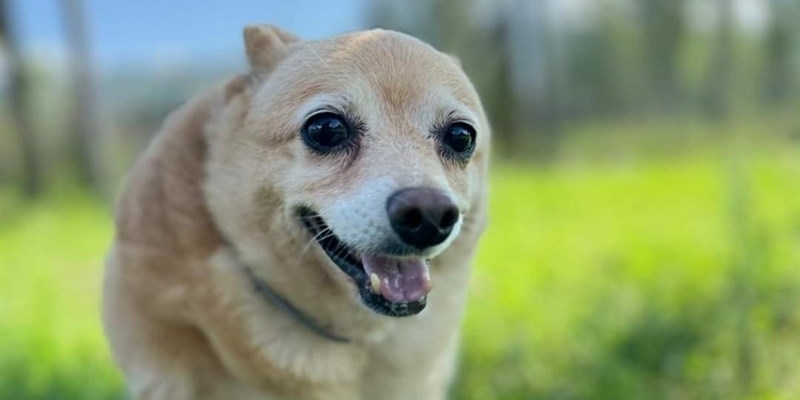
1, 122, 798, 400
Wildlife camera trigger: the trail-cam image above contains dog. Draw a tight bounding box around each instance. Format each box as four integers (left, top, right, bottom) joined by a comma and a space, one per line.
102, 24, 490, 400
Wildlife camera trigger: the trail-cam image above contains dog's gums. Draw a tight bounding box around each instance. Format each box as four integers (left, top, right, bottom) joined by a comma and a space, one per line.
298, 208, 430, 317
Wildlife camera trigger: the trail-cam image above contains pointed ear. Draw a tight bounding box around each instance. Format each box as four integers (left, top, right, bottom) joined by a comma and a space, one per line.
243, 24, 301, 74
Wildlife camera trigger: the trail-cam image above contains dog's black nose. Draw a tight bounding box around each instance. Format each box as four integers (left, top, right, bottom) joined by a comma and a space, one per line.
387, 187, 459, 249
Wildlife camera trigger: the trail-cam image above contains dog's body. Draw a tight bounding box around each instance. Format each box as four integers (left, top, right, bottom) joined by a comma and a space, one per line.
103, 26, 489, 400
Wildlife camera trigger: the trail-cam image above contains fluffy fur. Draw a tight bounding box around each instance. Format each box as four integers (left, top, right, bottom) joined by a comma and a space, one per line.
103, 25, 490, 400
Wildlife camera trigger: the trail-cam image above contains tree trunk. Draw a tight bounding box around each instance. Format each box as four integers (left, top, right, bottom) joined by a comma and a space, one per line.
509, 0, 560, 160
763, 0, 795, 105
703, 0, 735, 120
1, 0, 42, 197
640, 0, 686, 112
61, 0, 100, 191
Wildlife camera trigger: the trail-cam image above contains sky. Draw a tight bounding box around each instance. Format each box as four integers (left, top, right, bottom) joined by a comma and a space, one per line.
6, 0, 370, 70
5, 0, 770, 73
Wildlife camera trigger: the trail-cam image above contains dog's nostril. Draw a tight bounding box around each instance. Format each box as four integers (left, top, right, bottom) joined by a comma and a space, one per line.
439, 209, 459, 230
404, 209, 424, 230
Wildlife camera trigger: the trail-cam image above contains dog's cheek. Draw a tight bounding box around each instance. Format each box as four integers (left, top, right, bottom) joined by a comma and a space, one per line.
289, 156, 361, 202
252, 186, 284, 233
438, 165, 470, 212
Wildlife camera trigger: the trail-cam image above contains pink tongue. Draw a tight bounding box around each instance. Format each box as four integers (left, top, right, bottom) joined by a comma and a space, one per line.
361, 254, 432, 303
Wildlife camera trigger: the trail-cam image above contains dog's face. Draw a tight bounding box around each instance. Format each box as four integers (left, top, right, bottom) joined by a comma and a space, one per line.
206, 26, 489, 318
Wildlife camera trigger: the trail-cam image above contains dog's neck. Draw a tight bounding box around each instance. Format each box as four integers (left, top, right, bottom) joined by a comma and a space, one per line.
231, 246, 351, 344
241, 262, 351, 344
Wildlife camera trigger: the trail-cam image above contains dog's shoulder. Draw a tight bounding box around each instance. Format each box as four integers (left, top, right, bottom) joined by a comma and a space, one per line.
114, 80, 246, 262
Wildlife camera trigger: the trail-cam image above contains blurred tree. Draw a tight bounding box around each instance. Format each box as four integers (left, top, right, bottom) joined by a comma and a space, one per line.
475, 6, 518, 149
1, 0, 42, 197
562, 4, 629, 119
702, 0, 735, 120
370, 0, 795, 151
762, 0, 798, 105
507, 0, 562, 159
61, 0, 100, 191
638, 0, 687, 112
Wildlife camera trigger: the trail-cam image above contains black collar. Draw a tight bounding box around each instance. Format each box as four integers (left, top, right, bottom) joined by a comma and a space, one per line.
238, 259, 350, 344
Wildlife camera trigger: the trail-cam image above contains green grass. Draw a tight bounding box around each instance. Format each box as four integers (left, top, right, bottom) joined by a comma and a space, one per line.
456, 150, 800, 400
1, 127, 799, 399
0, 191, 123, 400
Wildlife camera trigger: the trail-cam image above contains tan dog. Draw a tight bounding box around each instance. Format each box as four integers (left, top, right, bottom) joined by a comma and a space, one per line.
103, 24, 489, 400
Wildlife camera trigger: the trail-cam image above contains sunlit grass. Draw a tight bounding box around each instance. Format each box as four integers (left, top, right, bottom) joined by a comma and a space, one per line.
1, 129, 798, 400
0, 191, 123, 400
456, 147, 800, 400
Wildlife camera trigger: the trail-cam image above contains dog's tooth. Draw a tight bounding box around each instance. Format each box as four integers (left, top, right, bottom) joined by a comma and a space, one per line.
370, 273, 381, 294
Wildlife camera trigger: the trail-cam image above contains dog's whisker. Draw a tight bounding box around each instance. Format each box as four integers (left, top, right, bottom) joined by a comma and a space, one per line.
330, 241, 349, 260
299, 228, 333, 255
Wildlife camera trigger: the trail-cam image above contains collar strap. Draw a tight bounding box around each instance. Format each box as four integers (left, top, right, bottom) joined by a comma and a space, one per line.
239, 262, 350, 344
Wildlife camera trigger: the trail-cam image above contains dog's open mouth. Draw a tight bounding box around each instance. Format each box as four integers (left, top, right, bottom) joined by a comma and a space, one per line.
299, 209, 431, 317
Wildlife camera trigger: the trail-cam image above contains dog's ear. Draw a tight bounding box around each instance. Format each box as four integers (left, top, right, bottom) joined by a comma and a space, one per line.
243, 24, 300, 74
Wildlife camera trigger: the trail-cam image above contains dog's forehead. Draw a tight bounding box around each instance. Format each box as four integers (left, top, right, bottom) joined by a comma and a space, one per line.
287, 30, 480, 112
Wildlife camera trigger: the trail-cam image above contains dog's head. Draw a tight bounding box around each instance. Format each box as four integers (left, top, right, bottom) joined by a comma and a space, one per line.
205, 25, 489, 318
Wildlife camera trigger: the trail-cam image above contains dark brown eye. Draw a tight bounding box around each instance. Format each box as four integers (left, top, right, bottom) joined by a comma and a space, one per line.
442, 123, 476, 156
302, 113, 351, 153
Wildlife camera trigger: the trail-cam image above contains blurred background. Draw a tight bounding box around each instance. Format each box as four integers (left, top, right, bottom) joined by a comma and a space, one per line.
0, 0, 798, 399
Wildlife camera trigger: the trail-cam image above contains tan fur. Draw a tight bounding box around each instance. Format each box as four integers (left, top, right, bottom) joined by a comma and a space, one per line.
103, 24, 490, 400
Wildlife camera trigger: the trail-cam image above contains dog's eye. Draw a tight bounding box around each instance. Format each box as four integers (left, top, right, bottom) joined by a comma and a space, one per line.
442, 123, 476, 155
302, 113, 351, 152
